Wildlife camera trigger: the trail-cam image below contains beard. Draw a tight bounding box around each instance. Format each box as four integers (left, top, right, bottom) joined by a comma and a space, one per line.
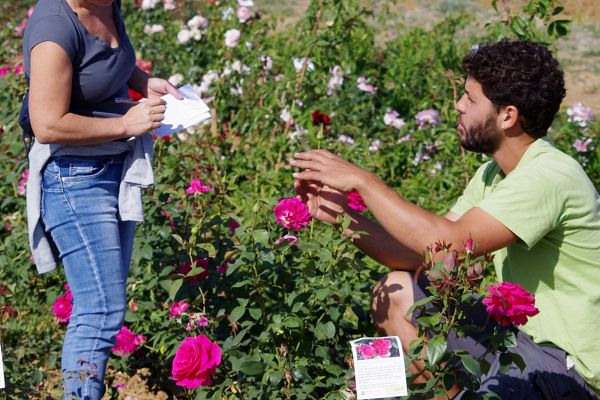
458, 114, 503, 154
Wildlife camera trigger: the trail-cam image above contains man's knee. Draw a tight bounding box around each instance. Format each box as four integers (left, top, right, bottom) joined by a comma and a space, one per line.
371, 271, 415, 325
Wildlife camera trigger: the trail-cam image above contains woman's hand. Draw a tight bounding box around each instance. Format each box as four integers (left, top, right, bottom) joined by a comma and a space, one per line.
120, 97, 166, 136
147, 77, 183, 99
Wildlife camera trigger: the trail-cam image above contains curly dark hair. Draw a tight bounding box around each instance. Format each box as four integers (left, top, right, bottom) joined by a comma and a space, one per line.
462, 39, 565, 138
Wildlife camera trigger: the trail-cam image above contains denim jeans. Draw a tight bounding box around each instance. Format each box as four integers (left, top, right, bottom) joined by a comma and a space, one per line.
41, 155, 136, 400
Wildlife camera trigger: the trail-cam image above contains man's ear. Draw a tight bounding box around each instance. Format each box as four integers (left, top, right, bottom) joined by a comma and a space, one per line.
498, 105, 520, 130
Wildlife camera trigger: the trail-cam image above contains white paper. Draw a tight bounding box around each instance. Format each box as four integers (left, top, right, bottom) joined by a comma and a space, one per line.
350, 336, 408, 399
154, 84, 211, 137
0, 342, 5, 389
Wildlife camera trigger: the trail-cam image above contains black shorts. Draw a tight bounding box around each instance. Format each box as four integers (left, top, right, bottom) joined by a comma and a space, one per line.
411, 276, 598, 399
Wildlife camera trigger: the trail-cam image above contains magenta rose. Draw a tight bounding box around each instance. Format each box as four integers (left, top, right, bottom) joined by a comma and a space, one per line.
186, 178, 212, 195
356, 344, 377, 359
273, 197, 312, 230
371, 338, 392, 357
169, 300, 189, 319
172, 335, 222, 389
112, 326, 147, 357
52, 292, 73, 324
346, 191, 367, 212
482, 282, 539, 327
179, 257, 210, 284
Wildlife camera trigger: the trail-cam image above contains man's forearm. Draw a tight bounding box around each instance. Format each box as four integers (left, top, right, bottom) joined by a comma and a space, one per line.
355, 172, 455, 255
343, 209, 424, 271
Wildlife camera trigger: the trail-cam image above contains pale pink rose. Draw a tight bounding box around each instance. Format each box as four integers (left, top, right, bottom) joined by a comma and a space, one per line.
224, 29, 241, 48
27, 6, 35, 17
237, 7, 251, 23
573, 138, 592, 153
482, 282, 539, 327
327, 65, 344, 96
567, 102, 593, 127
129, 299, 138, 312
17, 170, 29, 195
371, 338, 392, 357
356, 76, 377, 93
356, 344, 377, 359
186, 178, 212, 195
415, 109, 441, 129
163, 0, 176, 10
52, 292, 73, 323
273, 197, 312, 230
14, 19, 28, 36
346, 191, 366, 213
112, 326, 147, 357
169, 300, 189, 319
186, 313, 209, 331
171, 335, 222, 389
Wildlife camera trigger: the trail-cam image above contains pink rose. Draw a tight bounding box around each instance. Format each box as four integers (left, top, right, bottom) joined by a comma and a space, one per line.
465, 239, 474, 253
274, 234, 298, 246
482, 282, 539, 327
179, 257, 210, 284
237, 6, 251, 23
170, 300, 189, 319
171, 335, 222, 389
415, 109, 441, 129
52, 292, 73, 323
356, 344, 377, 359
112, 326, 147, 357
186, 178, 212, 195
273, 197, 312, 230
371, 338, 392, 357
346, 191, 366, 212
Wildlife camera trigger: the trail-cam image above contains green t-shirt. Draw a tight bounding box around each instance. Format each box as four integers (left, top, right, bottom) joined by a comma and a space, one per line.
451, 137, 600, 392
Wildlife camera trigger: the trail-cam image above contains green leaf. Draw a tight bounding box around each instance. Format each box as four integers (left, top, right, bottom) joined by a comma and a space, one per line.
460, 354, 481, 377
268, 370, 284, 385
498, 352, 512, 375
198, 242, 217, 257
231, 305, 246, 322
282, 315, 304, 328
249, 307, 262, 320
314, 321, 336, 340
406, 295, 435, 315
239, 360, 266, 376
168, 279, 183, 300
426, 335, 447, 366
253, 229, 270, 245
510, 351, 526, 372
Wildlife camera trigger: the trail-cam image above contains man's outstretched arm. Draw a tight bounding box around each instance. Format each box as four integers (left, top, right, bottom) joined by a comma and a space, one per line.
291, 149, 517, 256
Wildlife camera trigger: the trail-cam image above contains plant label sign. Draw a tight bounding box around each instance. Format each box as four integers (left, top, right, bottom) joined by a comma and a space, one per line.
0, 342, 4, 389
350, 336, 407, 399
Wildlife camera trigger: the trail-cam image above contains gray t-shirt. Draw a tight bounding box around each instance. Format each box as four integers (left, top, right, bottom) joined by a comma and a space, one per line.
23, 0, 136, 117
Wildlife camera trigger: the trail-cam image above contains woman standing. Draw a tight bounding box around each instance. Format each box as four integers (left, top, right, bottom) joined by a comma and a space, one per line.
22, 0, 181, 398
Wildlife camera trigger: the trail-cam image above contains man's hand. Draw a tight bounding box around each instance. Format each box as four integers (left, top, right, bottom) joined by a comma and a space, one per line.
294, 180, 348, 225
147, 77, 183, 100
291, 149, 372, 193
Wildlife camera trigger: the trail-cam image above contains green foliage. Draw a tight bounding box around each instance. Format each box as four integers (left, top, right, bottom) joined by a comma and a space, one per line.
0, 0, 596, 399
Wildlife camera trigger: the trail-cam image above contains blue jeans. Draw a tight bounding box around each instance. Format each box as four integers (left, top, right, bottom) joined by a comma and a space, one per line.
41, 156, 136, 400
